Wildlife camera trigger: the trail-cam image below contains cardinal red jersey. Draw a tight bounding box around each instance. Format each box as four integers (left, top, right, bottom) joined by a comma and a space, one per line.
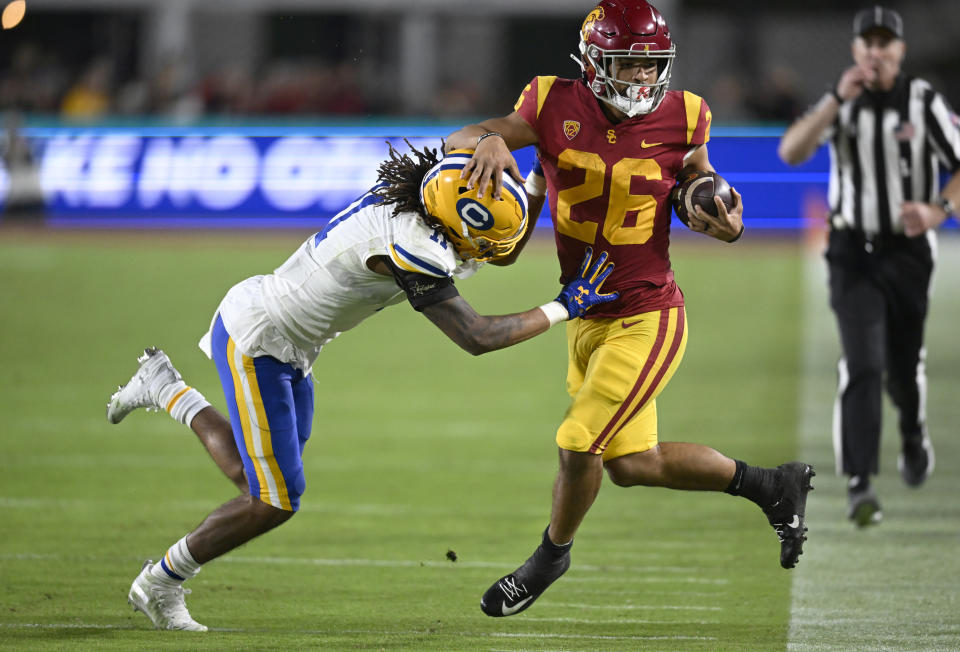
514, 76, 712, 318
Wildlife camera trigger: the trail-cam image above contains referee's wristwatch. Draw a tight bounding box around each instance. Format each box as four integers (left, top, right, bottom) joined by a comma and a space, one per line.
937, 196, 956, 217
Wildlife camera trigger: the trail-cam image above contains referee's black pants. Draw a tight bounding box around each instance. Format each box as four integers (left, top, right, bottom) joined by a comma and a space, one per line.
825, 228, 933, 479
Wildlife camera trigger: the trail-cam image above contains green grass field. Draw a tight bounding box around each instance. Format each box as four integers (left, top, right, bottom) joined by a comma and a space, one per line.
1, 227, 958, 651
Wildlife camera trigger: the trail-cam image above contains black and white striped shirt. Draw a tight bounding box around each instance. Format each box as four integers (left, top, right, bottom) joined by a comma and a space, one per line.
825, 74, 960, 236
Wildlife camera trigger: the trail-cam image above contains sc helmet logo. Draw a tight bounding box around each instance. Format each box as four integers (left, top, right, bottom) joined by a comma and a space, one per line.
581, 6, 604, 42
455, 197, 494, 231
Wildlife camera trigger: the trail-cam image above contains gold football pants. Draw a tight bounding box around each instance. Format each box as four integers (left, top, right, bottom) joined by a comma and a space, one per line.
557, 306, 687, 460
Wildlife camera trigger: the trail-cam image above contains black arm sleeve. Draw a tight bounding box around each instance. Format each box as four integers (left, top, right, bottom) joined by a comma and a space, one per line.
383, 258, 460, 312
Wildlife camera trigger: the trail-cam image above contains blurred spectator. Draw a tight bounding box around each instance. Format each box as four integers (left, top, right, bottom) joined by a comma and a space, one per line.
0, 43, 65, 112
255, 60, 315, 114
60, 57, 113, 119
705, 73, 750, 123
320, 62, 367, 115
431, 81, 484, 118
0, 7, 957, 122
250, 59, 369, 116
1, 49, 382, 119
199, 64, 256, 115
117, 55, 203, 121
747, 65, 804, 123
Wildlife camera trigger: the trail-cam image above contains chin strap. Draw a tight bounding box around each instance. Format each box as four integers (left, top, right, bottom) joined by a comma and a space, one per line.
570, 53, 586, 74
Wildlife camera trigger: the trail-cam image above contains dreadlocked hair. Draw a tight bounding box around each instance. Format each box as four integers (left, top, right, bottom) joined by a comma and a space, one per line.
372, 139, 444, 224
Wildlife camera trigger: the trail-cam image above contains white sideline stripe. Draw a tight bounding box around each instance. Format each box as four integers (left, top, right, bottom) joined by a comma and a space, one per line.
488, 633, 718, 641
227, 555, 503, 569
0, 551, 725, 601
228, 556, 725, 584
522, 616, 719, 625
0, 623, 130, 630
788, 250, 829, 650
789, 239, 960, 651
0, 550, 718, 580
1, 552, 722, 620
545, 602, 721, 611
220, 555, 719, 582
0, 623, 716, 641
565, 580, 730, 586
0, 497, 739, 545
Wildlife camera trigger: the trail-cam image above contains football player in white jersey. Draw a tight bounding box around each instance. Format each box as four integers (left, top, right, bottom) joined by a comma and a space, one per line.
105, 142, 618, 631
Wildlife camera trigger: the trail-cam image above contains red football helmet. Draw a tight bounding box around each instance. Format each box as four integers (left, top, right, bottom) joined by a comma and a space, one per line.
575, 0, 676, 116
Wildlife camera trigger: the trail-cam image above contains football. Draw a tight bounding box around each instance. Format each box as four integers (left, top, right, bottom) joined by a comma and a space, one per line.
673, 171, 734, 227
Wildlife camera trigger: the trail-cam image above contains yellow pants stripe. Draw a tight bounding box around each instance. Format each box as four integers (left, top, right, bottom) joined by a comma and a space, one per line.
226, 338, 291, 510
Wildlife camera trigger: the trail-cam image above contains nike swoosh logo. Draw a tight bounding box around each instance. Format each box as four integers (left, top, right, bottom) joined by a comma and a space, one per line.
622, 319, 643, 329
501, 596, 534, 616
787, 515, 800, 528
640, 140, 662, 148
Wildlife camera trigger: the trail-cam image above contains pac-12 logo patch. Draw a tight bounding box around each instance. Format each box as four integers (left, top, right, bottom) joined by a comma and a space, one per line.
564, 120, 581, 140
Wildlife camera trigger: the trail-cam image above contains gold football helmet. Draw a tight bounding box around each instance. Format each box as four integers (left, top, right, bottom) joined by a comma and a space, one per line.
419, 149, 528, 262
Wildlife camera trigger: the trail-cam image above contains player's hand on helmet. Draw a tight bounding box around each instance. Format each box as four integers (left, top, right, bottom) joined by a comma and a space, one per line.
555, 247, 619, 319
461, 134, 523, 201
688, 187, 744, 243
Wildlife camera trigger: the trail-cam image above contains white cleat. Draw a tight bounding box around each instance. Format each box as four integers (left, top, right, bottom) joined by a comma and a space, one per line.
106, 348, 181, 424
128, 561, 208, 632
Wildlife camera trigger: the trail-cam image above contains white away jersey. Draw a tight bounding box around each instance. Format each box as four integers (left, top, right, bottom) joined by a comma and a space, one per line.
199, 187, 482, 372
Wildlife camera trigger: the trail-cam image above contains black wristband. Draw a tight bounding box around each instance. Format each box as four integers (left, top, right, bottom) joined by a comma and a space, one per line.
476, 132, 504, 147
727, 224, 745, 243
830, 87, 843, 104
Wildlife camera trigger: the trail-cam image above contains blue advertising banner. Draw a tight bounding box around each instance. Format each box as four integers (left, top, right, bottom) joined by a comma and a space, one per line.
2, 124, 832, 229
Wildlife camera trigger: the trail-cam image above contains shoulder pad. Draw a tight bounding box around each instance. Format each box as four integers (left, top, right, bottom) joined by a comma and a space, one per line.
387, 213, 458, 279
514, 76, 560, 121
681, 91, 712, 145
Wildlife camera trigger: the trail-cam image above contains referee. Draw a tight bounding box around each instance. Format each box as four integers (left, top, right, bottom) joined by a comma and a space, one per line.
778, 6, 960, 527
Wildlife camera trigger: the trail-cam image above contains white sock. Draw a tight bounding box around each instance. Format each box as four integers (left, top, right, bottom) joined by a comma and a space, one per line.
149, 535, 202, 585
158, 382, 210, 426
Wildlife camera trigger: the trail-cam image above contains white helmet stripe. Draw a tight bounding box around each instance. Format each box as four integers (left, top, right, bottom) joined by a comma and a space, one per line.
501, 174, 528, 220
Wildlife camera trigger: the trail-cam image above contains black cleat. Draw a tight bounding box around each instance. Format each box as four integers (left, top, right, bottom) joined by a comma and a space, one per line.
898, 429, 934, 488
480, 530, 570, 617
762, 462, 815, 569
847, 480, 882, 527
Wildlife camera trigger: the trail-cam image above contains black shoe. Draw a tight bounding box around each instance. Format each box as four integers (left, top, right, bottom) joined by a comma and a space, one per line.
898, 429, 934, 487
847, 479, 882, 527
761, 462, 815, 569
480, 530, 570, 617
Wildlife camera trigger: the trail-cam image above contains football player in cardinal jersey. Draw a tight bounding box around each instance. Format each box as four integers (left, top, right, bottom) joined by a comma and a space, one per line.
104, 142, 619, 631
446, 0, 815, 618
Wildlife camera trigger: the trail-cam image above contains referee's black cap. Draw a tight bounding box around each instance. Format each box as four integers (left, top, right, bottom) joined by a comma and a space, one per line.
853, 6, 904, 39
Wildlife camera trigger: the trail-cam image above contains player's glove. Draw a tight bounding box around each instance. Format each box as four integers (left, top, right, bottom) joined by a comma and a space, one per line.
555, 247, 619, 319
